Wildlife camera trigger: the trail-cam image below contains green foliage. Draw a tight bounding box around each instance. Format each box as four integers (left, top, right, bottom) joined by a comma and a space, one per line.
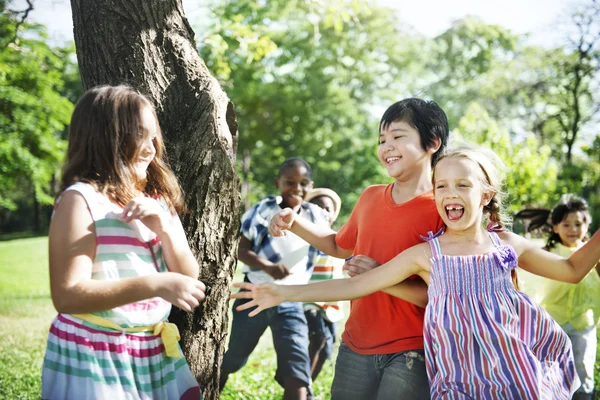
0, 11, 75, 216
418, 17, 519, 127
199, 0, 411, 216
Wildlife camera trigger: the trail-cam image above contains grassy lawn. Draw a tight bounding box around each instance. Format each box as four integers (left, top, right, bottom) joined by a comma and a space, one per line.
0, 236, 337, 399
2, 236, 600, 399
0, 237, 55, 399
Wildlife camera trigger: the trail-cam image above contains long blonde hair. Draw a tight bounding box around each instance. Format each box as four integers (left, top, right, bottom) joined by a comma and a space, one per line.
60, 85, 184, 213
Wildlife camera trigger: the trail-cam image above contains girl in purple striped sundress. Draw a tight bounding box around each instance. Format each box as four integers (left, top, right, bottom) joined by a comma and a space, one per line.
42, 86, 206, 400
232, 147, 600, 399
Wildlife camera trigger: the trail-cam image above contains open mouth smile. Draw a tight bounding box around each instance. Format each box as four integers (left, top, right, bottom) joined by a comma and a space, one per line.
385, 156, 401, 165
445, 204, 464, 221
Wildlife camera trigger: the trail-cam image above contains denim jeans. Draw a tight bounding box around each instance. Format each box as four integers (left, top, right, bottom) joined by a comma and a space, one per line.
331, 341, 430, 400
221, 297, 311, 388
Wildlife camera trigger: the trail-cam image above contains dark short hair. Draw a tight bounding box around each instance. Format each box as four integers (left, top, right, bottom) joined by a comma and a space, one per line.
379, 98, 449, 165
278, 157, 312, 179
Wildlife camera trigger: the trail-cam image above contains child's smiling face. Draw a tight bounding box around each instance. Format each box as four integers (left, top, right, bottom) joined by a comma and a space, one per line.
132, 105, 158, 182
275, 165, 313, 210
378, 120, 432, 180
553, 211, 589, 248
433, 157, 493, 230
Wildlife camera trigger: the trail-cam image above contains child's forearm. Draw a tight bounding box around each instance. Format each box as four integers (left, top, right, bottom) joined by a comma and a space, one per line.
282, 279, 366, 303
381, 280, 428, 308
52, 274, 163, 314
158, 227, 199, 278
570, 230, 600, 281
291, 217, 352, 259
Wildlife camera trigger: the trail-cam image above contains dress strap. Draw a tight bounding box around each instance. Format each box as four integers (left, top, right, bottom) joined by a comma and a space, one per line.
420, 228, 444, 258
488, 230, 503, 247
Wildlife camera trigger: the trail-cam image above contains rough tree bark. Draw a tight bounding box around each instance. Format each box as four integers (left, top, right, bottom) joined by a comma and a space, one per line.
70, 1, 240, 398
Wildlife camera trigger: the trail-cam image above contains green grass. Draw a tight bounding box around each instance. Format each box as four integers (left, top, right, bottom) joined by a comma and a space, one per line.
1, 236, 599, 399
0, 236, 338, 399
0, 237, 54, 399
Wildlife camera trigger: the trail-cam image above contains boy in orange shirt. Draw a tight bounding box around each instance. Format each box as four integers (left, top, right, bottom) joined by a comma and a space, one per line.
268, 98, 449, 399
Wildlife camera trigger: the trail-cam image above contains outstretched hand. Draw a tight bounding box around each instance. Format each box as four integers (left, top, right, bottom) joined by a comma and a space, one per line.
269, 208, 296, 237
230, 282, 285, 317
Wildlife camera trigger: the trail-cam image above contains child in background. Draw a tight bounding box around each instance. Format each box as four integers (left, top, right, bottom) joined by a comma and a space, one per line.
220, 158, 329, 400
267, 98, 449, 399
303, 188, 345, 382
521, 195, 600, 400
42, 85, 205, 399
235, 147, 600, 399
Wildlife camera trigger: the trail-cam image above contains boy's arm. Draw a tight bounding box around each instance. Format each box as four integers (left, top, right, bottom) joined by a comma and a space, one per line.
238, 236, 289, 280
270, 208, 353, 259
381, 281, 428, 308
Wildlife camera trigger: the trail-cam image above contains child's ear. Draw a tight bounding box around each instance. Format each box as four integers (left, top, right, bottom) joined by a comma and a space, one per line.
427, 138, 442, 155
274, 179, 280, 190
481, 192, 492, 206
552, 225, 560, 234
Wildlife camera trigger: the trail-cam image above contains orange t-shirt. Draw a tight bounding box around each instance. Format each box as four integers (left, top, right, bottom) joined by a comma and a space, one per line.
336, 184, 444, 355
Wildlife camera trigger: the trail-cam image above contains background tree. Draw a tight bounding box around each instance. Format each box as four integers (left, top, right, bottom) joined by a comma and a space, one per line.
0, 2, 75, 232
69, 0, 240, 398
199, 0, 418, 220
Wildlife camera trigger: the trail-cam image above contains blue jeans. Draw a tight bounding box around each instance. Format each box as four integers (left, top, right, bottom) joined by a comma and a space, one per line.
305, 309, 336, 360
221, 297, 311, 388
331, 341, 430, 400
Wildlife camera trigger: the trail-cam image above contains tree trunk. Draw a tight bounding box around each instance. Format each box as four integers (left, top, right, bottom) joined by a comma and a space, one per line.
70, 1, 240, 398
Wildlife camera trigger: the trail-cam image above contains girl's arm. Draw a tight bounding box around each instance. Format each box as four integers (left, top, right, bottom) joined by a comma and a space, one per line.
121, 197, 199, 278
270, 208, 353, 259
344, 255, 428, 308
502, 230, 600, 283
49, 192, 206, 314
232, 243, 429, 316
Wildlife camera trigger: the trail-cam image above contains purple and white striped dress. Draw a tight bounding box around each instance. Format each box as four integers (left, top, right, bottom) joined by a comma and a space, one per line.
423, 230, 579, 399
42, 182, 201, 400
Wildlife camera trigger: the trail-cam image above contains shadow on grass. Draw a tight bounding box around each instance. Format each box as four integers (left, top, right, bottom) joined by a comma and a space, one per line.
0, 231, 48, 242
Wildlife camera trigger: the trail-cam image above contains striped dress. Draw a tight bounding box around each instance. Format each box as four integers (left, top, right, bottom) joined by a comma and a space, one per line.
42, 182, 201, 400
423, 230, 579, 399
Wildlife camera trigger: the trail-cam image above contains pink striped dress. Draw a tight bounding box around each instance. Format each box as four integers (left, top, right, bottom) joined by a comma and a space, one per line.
423, 230, 580, 399
42, 182, 201, 400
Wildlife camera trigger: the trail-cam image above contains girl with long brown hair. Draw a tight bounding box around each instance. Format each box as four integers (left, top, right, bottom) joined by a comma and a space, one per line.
42, 85, 204, 399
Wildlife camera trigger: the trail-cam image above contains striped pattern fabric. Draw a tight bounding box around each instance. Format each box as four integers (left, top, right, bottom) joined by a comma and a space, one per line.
304, 252, 345, 323
423, 230, 579, 399
42, 182, 201, 399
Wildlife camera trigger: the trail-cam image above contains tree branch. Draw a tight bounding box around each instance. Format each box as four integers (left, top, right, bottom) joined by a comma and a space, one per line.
2, 0, 35, 50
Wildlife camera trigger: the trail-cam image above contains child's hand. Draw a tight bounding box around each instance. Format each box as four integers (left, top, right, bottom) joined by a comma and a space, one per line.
269, 208, 296, 237
122, 197, 171, 236
344, 255, 380, 277
230, 282, 285, 317
155, 272, 206, 312
264, 263, 290, 280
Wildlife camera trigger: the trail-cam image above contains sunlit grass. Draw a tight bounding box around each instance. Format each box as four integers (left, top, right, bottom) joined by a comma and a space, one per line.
0, 236, 338, 399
